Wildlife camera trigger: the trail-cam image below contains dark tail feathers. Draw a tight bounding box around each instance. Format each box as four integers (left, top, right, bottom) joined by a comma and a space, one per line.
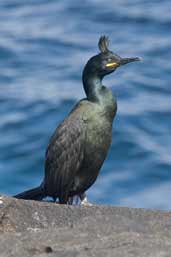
14, 186, 45, 201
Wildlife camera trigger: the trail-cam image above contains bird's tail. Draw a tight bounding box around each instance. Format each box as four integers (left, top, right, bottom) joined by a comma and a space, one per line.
14, 186, 45, 201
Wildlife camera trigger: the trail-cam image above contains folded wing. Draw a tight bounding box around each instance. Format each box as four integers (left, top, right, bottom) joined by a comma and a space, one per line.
44, 114, 85, 203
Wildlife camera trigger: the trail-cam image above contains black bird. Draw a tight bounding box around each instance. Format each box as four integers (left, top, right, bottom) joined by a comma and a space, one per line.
14, 36, 140, 205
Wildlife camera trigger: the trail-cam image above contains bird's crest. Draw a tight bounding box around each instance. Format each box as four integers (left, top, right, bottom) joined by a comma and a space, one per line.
98, 36, 110, 53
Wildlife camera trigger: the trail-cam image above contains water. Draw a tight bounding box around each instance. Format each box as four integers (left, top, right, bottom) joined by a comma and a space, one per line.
0, 0, 170, 210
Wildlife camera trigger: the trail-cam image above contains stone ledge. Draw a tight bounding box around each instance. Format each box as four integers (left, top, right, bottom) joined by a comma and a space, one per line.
0, 195, 171, 257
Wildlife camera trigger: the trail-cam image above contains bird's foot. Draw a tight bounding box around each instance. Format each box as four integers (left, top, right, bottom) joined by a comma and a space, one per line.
68, 197, 74, 205
68, 195, 80, 205
81, 197, 92, 206
67, 193, 92, 206
80, 193, 92, 206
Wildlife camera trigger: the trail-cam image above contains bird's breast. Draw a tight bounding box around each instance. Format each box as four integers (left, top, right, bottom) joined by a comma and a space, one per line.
82, 105, 113, 171
69, 99, 116, 194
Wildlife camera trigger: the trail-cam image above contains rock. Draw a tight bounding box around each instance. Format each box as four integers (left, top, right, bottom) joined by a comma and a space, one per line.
0, 195, 171, 257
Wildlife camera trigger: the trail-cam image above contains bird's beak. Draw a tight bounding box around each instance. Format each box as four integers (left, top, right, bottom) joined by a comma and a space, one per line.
105, 62, 119, 68
105, 57, 141, 68
119, 57, 141, 65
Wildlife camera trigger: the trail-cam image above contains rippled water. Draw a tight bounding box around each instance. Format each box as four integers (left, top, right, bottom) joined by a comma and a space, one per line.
0, 0, 170, 209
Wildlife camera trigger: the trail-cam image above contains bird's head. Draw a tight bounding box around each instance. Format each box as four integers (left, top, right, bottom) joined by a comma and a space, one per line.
83, 36, 141, 79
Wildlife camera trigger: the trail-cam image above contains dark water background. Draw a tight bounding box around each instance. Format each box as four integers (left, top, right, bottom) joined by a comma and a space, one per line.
0, 0, 170, 209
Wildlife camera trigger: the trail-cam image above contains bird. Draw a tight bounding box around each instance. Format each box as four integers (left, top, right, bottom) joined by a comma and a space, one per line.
14, 36, 140, 205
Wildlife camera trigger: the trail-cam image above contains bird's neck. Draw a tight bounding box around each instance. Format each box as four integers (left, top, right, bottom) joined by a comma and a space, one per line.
82, 69, 117, 120
82, 71, 103, 102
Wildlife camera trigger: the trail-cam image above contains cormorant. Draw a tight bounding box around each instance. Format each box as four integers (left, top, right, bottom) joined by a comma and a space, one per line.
14, 36, 140, 205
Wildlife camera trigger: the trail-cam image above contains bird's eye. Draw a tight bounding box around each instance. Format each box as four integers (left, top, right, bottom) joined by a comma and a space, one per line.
107, 58, 112, 62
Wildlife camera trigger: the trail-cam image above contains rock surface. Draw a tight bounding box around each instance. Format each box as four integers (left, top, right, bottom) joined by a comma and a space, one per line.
0, 195, 171, 257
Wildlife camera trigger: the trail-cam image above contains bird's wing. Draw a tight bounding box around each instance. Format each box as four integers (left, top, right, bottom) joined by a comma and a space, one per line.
44, 112, 85, 202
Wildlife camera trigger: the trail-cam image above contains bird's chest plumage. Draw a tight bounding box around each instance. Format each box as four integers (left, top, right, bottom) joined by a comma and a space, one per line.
85, 115, 112, 165
73, 99, 116, 193
83, 94, 117, 166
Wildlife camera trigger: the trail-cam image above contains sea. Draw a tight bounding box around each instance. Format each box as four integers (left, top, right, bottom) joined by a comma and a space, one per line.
0, 0, 170, 209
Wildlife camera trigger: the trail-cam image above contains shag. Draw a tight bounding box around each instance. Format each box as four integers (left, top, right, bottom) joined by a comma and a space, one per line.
14, 36, 140, 205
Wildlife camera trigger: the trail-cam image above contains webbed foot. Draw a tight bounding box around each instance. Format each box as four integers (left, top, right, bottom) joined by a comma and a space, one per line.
79, 193, 92, 206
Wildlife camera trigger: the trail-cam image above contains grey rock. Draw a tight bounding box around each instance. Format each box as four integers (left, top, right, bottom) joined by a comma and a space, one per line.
0, 195, 171, 257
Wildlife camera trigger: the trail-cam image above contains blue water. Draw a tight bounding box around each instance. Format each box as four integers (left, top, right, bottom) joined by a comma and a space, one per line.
0, 0, 170, 210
